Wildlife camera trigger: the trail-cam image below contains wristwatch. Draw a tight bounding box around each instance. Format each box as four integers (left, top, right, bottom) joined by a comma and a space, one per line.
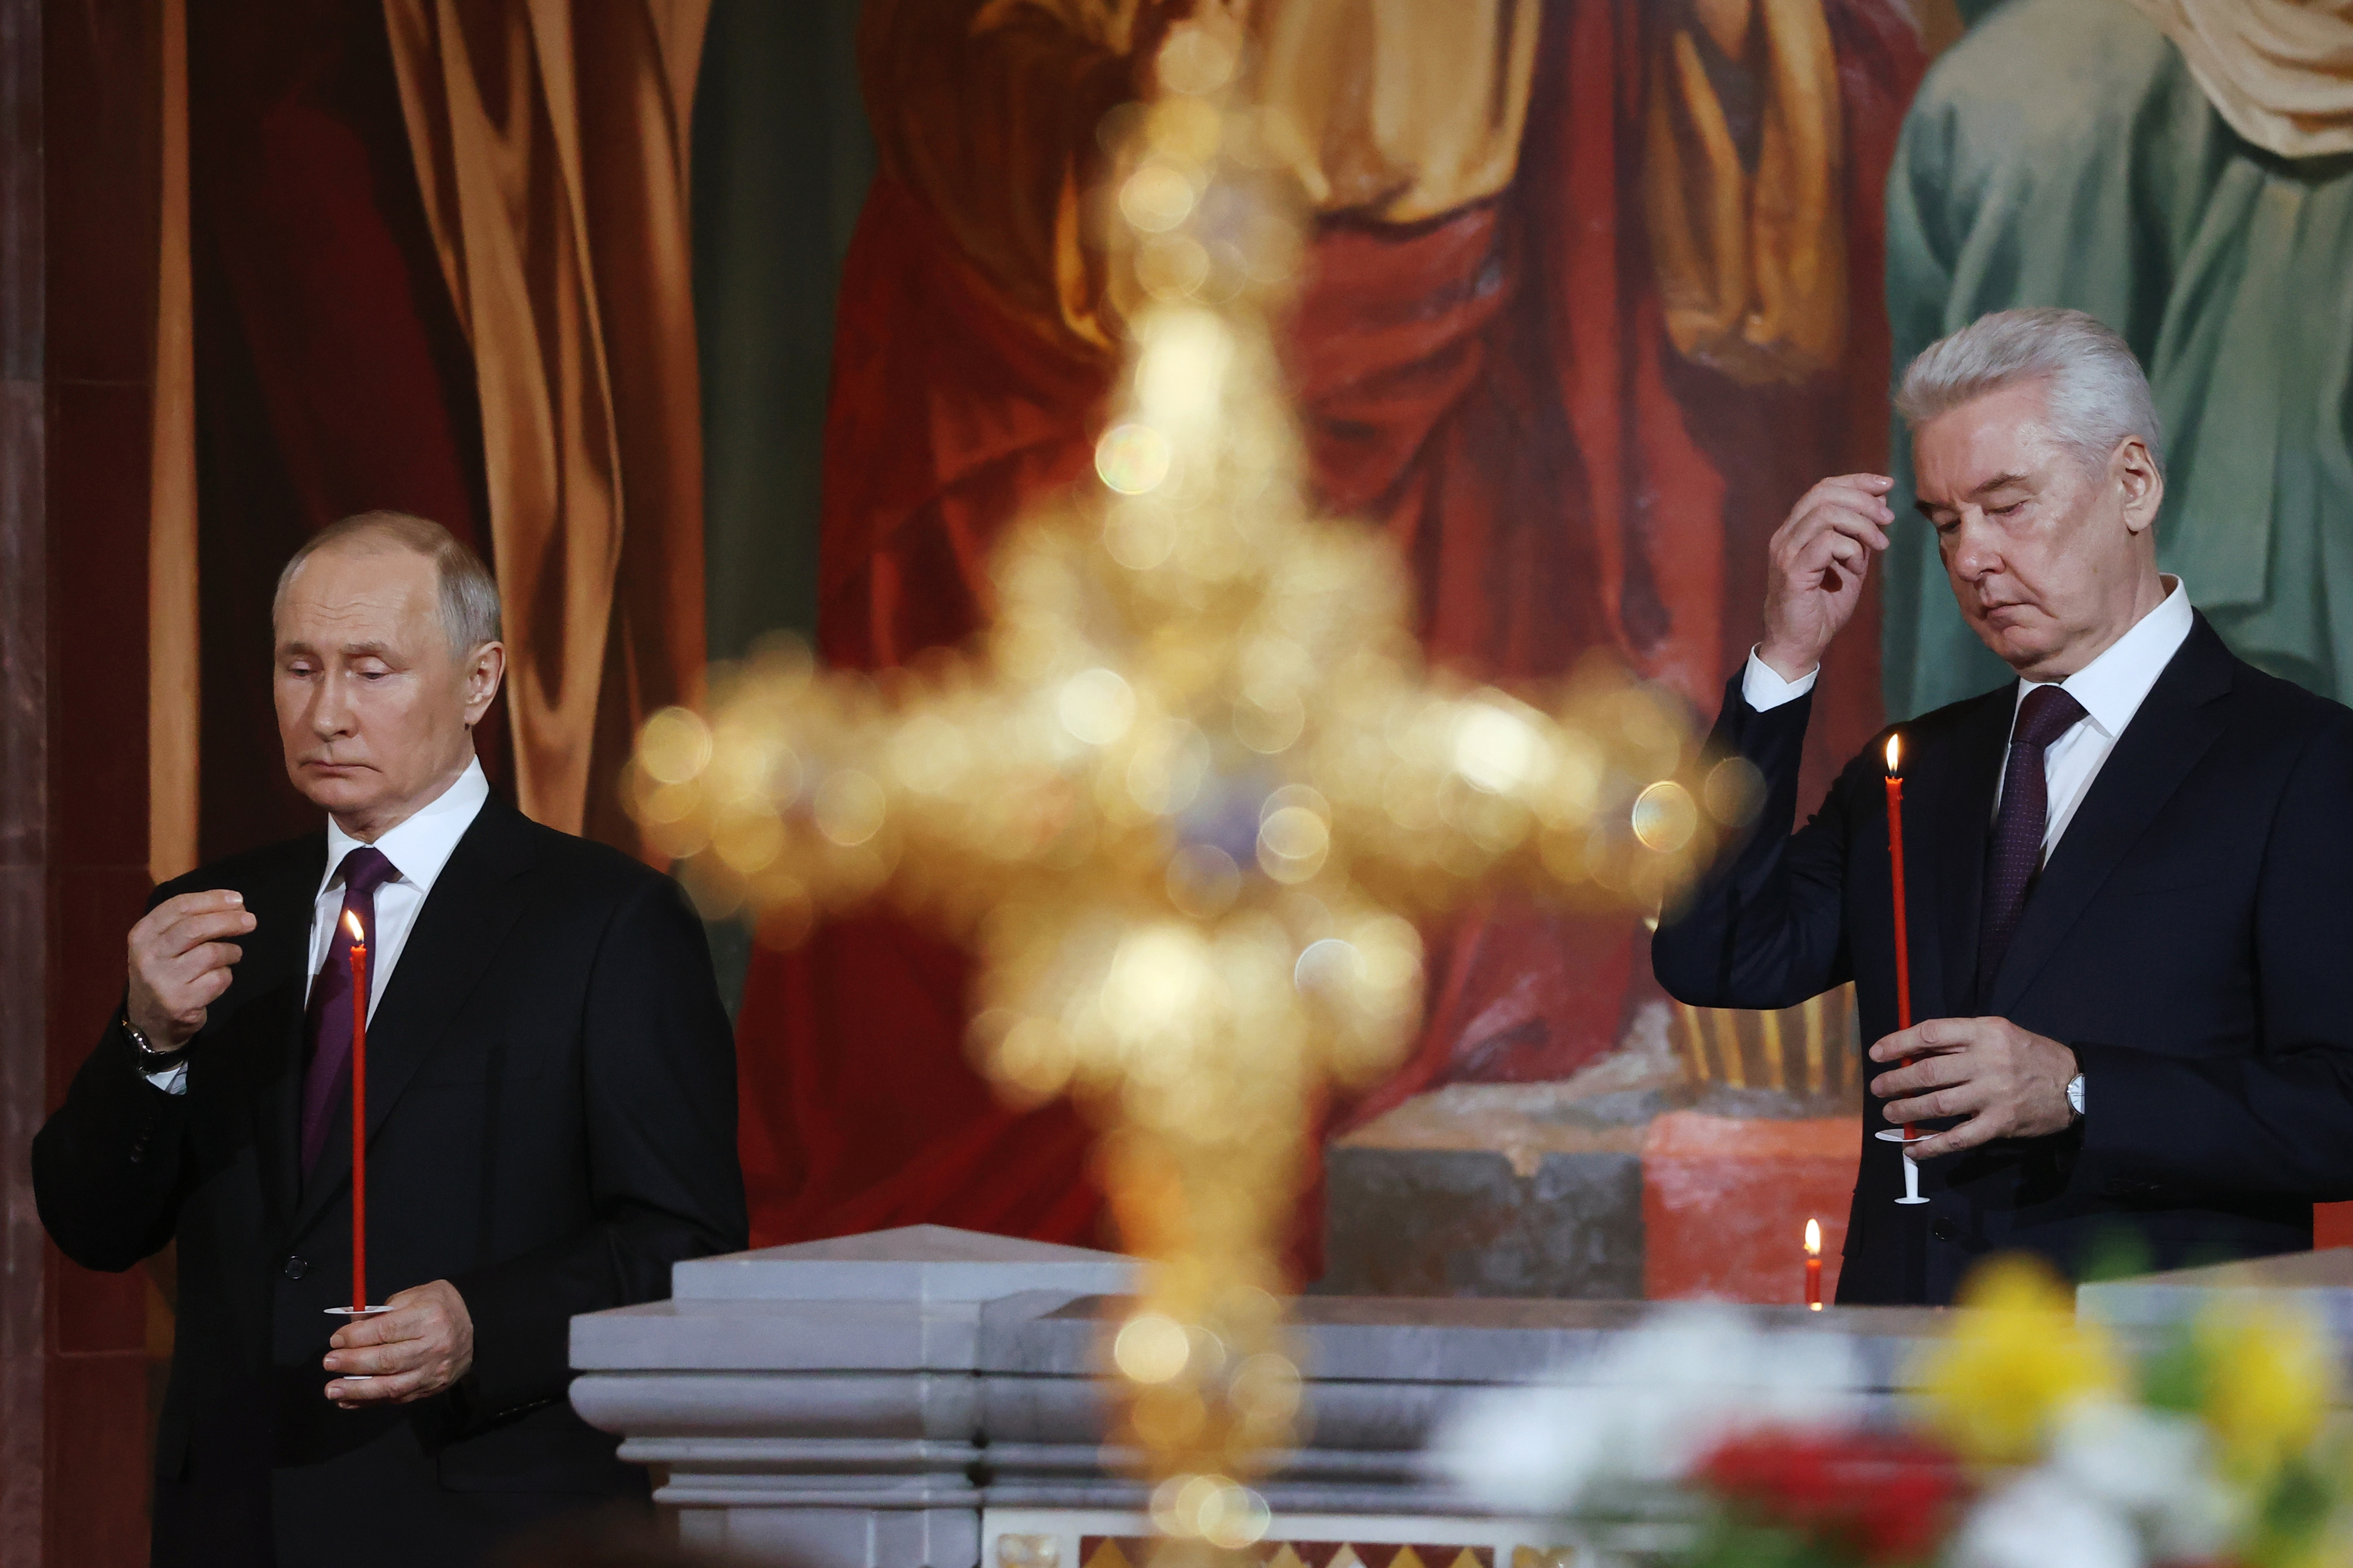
2066, 1071, 2087, 1123
121, 1012, 186, 1074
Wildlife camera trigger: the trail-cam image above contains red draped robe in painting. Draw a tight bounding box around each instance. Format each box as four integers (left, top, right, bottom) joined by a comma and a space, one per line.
735, 0, 1924, 1259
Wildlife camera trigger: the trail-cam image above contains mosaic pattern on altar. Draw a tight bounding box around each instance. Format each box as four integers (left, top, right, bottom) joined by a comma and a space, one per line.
1079, 1538, 1493, 1568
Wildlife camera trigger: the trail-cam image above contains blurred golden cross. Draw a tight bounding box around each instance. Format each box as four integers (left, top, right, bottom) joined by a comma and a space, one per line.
627, 17, 1746, 1548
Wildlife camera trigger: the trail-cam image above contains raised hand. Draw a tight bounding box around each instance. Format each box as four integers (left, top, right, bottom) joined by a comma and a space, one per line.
1757, 473, 1896, 681
127, 890, 255, 1052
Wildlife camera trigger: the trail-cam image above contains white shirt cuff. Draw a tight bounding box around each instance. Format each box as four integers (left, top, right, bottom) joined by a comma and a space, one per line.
1742, 647, 1819, 712
144, 1061, 189, 1096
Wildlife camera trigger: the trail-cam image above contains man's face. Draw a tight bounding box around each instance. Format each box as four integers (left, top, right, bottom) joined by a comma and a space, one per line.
1913, 380, 2162, 680
274, 544, 500, 836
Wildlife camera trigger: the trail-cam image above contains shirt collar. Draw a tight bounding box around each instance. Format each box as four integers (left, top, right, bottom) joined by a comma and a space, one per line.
2014, 575, 2194, 738
321, 756, 492, 897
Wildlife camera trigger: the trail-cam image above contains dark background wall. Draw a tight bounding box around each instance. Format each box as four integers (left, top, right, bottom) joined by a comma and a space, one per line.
690, 0, 869, 1012
693, 0, 870, 662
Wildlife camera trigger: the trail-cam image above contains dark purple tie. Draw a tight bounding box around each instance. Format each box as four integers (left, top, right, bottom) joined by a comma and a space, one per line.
299, 846, 399, 1174
1975, 685, 2088, 1004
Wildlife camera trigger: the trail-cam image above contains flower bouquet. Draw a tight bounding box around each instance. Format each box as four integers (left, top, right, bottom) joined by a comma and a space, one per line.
1435, 1258, 2351, 1568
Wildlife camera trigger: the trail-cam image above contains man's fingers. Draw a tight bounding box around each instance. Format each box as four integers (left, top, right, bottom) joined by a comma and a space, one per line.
144, 890, 247, 930
322, 1281, 471, 1409
162, 941, 243, 985
326, 1321, 445, 1375
330, 1310, 417, 1350
1883, 1077, 1987, 1126
144, 906, 243, 959
1909, 1111, 1998, 1162
1869, 1019, 1982, 1063
1790, 487, 1896, 539
329, 1369, 425, 1405
1868, 1026, 1937, 1064
326, 1341, 408, 1377
1784, 509, 1891, 580
153, 908, 256, 961
1787, 495, 1894, 543
1869, 1054, 1969, 1100
1803, 506, 1893, 556
1798, 474, 1896, 515
177, 967, 235, 1014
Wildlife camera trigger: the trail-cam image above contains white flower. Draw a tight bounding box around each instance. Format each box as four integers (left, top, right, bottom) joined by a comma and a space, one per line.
1951, 1471, 2142, 1568
1427, 1303, 1865, 1515
2050, 1399, 2236, 1561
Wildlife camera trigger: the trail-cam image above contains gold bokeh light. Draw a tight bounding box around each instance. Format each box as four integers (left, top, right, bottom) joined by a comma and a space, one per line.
627, 10, 1742, 1545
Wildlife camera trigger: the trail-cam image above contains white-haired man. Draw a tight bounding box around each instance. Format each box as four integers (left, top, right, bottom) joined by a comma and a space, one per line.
34, 513, 746, 1564
1654, 308, 2353, 1305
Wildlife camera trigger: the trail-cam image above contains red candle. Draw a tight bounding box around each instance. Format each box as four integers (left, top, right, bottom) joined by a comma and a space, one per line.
1884, 735, 1915, 1143
1804, 1218, 1823, 1310
344, 908, 369, 1312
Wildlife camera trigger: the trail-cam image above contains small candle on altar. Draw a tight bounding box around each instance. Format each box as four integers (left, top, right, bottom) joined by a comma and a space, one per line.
344, 908, 369, 1314
1804, 1218, 1823, 1310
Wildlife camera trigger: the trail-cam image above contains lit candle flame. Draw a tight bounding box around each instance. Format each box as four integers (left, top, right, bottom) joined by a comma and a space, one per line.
342, 910, 364, 945
1884, 733, 1902, 774
1804, 1217, 1822, 1256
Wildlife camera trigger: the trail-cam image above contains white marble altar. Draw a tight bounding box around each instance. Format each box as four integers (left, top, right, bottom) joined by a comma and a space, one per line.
569, 1225, 1945, 1567
572, 1227, 2353, 1568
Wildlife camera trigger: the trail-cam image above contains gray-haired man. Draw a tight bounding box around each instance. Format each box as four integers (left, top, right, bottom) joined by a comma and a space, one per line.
35, 512, 746, 1564
1655, 308, 2353, 1305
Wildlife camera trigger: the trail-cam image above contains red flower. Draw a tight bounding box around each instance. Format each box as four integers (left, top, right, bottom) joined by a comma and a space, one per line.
1697, 1426, 1967, 1564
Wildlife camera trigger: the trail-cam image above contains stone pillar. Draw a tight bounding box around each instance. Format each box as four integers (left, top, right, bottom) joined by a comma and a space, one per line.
4, 2, 172, 1563
0, 7, 46, 1558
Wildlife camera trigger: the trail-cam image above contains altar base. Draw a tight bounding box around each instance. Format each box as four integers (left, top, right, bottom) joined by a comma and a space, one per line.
570, 1226, 1937, 1566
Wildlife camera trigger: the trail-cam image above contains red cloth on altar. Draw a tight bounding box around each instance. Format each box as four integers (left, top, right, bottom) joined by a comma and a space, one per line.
736, 1, 1924, 1263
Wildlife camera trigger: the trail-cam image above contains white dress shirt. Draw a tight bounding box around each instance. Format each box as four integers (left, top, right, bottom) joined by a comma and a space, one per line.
146, 758, 491, 1094
1742, 575, 2195, 861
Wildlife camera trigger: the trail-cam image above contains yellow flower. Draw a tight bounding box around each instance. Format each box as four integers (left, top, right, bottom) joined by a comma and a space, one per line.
2195, 1297, 2336, 1484
1914, 1255, 2125, 1464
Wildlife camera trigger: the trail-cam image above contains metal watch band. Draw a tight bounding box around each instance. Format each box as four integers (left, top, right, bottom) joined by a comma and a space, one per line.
122, 1012, 184, 1071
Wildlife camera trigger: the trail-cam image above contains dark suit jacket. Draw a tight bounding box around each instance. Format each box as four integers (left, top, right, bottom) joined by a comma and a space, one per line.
1653, 615, 2353, 1304
34, 796, 747, 1567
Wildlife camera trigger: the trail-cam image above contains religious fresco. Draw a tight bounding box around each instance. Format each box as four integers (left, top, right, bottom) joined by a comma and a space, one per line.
727, 0, 1931, 1257
716, 0, 2353, 1267
1884, 0, 2353, 716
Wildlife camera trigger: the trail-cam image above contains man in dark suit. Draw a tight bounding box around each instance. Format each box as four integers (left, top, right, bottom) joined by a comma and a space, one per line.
34, 512, 747, 1564
1653, 308, 2353, 1305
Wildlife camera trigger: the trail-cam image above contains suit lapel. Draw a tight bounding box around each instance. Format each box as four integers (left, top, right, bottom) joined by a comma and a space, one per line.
292, 798, 538, 1239
1917, 690, 2011, 1021
251, 835, 329, 1226
1985, 617, 2236, 1017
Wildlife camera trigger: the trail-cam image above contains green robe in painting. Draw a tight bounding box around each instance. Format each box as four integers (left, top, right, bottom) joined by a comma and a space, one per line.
1882, 0, 2353, 717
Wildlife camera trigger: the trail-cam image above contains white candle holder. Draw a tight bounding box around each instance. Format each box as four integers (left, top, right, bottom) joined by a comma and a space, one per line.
1873, 1128, 1931, 1205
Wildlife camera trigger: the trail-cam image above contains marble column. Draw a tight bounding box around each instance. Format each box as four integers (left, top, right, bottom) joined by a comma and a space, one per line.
0, 4, 47, 1559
